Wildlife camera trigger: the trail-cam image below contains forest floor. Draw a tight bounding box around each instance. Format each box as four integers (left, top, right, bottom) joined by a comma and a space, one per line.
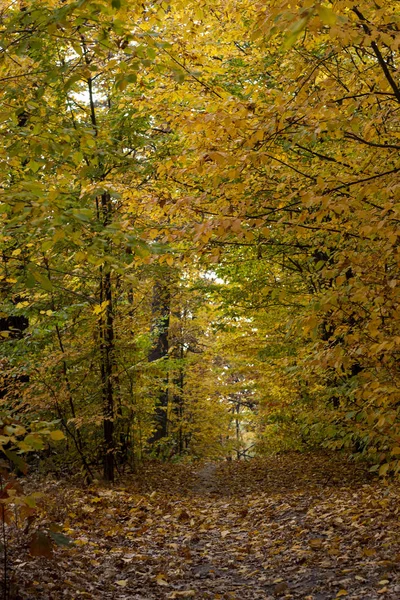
8, 452, 400, 600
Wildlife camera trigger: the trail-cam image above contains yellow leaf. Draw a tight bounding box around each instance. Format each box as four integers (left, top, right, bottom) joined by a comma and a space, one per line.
50, 430, 65, 441
336, 591, 348, 598
379, 463, 389, 477
74, 538, 88, 546
93, 300, 109, 315
16, 301, 29, 309
156, 574, 169, 586
115, 580, 128, 587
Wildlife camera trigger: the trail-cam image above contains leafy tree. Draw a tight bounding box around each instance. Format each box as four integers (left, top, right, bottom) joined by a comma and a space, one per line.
0, 0, 399, 478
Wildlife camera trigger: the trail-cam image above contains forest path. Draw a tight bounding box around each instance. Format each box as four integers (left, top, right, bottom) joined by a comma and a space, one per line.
12, 453, 400, 600
192, 461, 219, 495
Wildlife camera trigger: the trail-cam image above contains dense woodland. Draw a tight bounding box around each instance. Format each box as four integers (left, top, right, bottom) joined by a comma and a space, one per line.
0, 0, 399, 598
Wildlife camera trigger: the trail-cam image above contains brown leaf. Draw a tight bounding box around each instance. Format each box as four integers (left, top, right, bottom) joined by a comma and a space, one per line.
274, 581, 289, 596
309, 538, 324, 549
29, 531, 53, 558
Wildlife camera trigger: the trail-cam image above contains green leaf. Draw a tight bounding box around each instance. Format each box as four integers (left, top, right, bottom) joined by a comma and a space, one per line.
71, 209, 92, 222
283, 13, 312, 49
71, 41, 83, 56
27, 160, 41, 173
32, 270, 53, 292
23, 494, 38, 508
49, 531, 73, 547
25, 271, 36, 288
64, 74, 82, 91
72, 151, 84, 165
23, 434, 45, 451
126, 73, 137, 83
41, 240, 53, 251
172, 69, 185, 83
3, 450, 28, 474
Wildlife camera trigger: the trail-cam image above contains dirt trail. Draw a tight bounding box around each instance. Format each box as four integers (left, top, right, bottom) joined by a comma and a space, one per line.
10, 453, 400, 600
192, 462, 219, 495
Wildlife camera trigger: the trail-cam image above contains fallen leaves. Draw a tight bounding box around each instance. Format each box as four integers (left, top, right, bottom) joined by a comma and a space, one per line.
9, 453, 400, 599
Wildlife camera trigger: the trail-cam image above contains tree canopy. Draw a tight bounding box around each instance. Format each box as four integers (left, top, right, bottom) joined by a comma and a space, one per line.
0, 0, 399, 480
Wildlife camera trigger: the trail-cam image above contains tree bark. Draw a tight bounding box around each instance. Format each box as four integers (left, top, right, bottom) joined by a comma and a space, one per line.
0, 313, 29, 401
148, 278, 171, 443
99, 192, 115, 482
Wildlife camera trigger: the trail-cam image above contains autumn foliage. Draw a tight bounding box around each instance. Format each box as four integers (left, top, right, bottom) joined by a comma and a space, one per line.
0, 0, 399, 481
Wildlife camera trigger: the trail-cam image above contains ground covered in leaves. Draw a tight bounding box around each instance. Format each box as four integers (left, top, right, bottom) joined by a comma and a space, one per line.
8, 453, 400, 599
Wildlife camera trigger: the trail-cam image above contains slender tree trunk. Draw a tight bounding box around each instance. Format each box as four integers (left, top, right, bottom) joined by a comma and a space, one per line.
173, 343, 185, 455
148, 279, 170, 443
0, 313, 29, 401
43, 259, 92, 476
99, 192, 115, 482
83, 44, 116, 481
177, 366, 184, 455
235, 403, 241, 460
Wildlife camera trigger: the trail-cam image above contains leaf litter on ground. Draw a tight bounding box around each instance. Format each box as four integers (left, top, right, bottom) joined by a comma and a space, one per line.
7, 452, 400, 599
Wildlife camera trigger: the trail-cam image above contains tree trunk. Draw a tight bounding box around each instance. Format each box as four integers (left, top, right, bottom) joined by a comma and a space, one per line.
0, 314, 29, 401
148, 278, 170, 443
99, 192, 115, 482
172, 342, 185, 455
